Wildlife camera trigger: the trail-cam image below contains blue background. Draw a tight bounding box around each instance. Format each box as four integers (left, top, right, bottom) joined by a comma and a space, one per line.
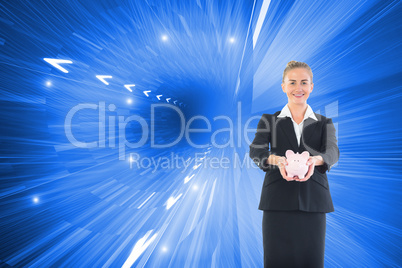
1, 0, 401, 267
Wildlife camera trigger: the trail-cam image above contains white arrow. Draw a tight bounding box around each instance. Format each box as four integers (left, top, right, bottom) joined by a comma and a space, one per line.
166, 194, 183, 210
124, 84, 136, 92
166, 98, 171, 103
143, 90, 151, 97
193, 163, 202, 170
122, 230, 158, 268
174, 100, 177, 105
43, 58, 73, 73
96, 75, 112, 85
184, 174, 195, 184
156, 95, 162, 100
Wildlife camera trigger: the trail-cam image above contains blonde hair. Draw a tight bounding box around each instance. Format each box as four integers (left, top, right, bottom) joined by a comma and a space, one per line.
282, 61, 313, 83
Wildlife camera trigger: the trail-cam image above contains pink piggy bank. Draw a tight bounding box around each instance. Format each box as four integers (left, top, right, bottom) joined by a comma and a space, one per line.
285, 150, 310, 179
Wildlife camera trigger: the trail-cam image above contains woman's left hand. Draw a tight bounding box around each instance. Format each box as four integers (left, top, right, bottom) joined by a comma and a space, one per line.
297, 156, 317, 182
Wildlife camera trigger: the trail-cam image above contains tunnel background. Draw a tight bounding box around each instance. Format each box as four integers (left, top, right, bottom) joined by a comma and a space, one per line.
0, 0, 401, 267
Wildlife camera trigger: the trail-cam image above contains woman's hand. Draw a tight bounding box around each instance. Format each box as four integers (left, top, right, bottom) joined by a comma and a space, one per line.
298, 156, 318, 182
276, 156, 298, 181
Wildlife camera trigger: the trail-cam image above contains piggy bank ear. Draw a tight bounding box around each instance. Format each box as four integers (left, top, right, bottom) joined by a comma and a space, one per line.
301, 151, 310, 160
285, 150, 294, 158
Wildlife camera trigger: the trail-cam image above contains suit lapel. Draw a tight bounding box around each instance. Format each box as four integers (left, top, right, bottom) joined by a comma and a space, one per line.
275, 113, 321, 152
300, 117, 320, 148
276, 116, 299, 152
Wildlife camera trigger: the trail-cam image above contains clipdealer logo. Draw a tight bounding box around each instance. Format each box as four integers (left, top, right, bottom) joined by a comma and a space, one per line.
64, 101, 261, 160
64, 100, 339, 170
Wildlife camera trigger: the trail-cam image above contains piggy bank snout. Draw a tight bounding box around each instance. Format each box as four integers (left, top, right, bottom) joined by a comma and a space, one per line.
290, 159, 307, 165
289, 162, 307, 169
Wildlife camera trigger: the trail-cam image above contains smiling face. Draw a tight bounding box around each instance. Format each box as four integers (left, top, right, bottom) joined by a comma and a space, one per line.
281, 68, 314, 105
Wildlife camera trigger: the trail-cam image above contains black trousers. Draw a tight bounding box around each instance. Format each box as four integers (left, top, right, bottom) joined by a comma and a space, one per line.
262, 210, 326, 268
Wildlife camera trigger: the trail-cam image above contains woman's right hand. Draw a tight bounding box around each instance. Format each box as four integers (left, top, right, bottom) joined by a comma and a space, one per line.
276, 156, 298, 181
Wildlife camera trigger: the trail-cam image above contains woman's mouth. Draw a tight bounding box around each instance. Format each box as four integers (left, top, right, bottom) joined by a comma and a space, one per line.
293, 94, 304, 98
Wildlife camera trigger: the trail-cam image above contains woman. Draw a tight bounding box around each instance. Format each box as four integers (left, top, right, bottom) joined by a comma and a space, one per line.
249, 61, 340, 267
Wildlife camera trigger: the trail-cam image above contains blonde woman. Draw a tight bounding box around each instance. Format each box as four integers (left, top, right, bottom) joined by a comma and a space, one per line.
250, 61, 339, 267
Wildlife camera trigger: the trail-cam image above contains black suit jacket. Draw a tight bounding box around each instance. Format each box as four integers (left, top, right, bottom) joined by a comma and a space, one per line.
249, 111, 339, 213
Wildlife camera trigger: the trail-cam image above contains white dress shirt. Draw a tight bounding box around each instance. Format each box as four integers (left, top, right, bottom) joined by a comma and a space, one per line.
277, 104, 318, 146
